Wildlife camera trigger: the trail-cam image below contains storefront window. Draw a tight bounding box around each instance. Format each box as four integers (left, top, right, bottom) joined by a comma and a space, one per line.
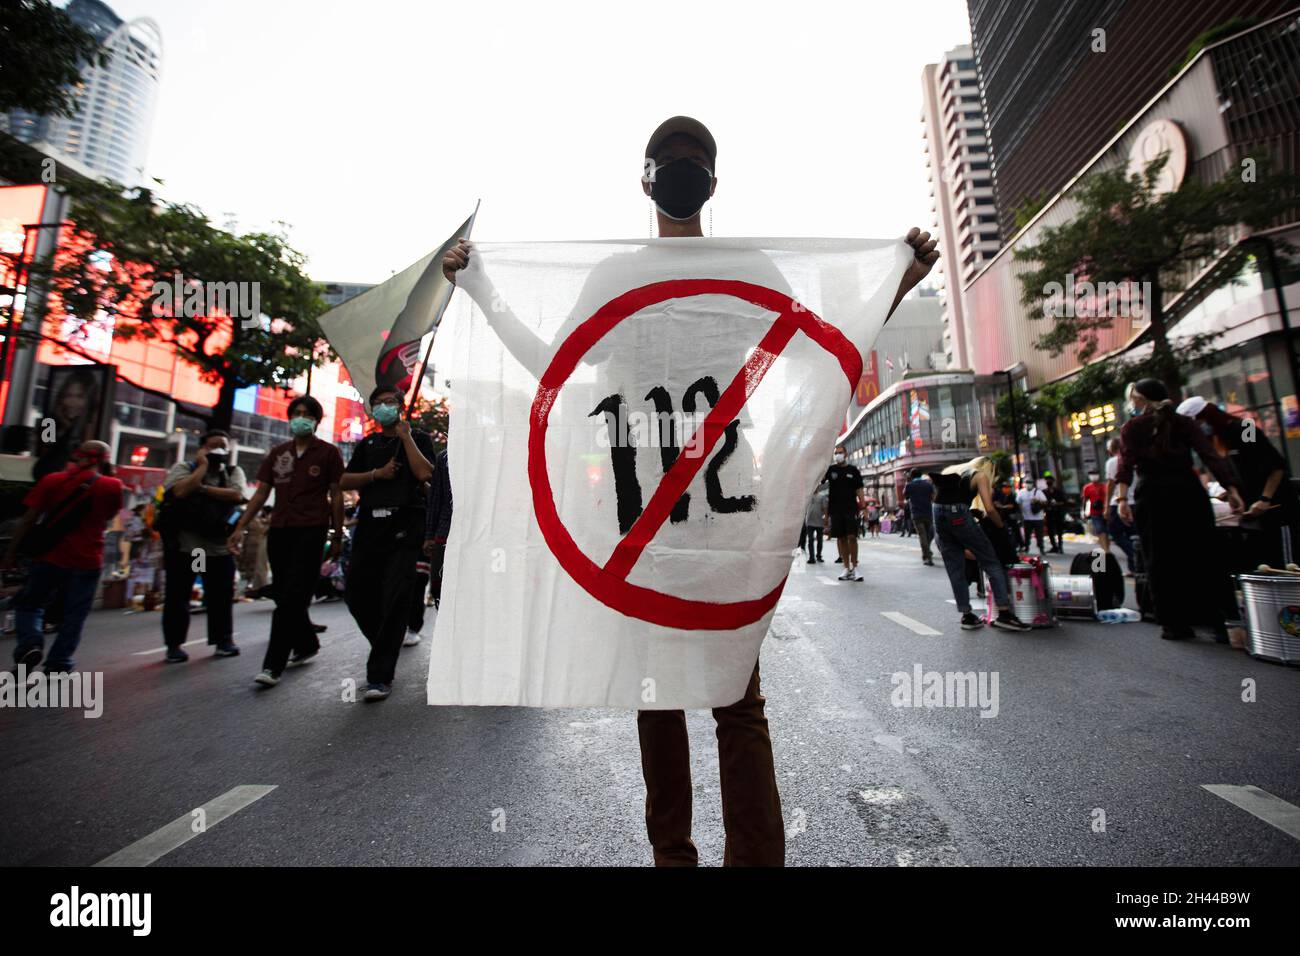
1185, 341, 1281, 443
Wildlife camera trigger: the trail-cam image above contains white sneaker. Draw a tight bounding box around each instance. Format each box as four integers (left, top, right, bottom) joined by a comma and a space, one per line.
403, 629, 423, 647
253, 669, 279, 687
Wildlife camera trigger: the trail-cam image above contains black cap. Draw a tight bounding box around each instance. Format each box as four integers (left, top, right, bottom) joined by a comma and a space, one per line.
645, 115, 717, 169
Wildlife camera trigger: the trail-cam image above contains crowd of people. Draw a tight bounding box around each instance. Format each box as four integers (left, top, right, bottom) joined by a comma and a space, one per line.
804, 378, 1296, 642
1, 388, 453, 701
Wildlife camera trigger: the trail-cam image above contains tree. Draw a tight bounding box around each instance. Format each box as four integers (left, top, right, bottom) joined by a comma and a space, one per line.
1014, 153, 1298, 401
0, 0, 107, 118
22, 176, 329, 430
410, 395, 449, 455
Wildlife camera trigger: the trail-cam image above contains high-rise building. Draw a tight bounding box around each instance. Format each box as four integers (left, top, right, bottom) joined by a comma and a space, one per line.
921, 44, 1000, 370
967, 0, 1295, 238
4, 0, 162, 186
321, 281, 375, 309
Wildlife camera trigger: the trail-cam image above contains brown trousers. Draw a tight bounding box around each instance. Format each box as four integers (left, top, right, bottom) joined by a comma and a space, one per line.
636, 663, 785, 866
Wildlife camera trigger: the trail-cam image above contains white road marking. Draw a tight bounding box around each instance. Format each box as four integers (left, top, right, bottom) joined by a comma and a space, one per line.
94, 785, 277, 866
132, 638, 207, 656
1201, 785, 1300, 841
880, 612, 942, 636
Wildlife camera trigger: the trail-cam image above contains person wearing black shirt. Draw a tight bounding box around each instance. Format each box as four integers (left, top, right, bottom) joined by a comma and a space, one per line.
1116, 380, 1244, 641
824, 446, 865, 581
1178, 395, 1297, 570
930, 458, 1030, 632
1042, 474, 1066, 554
339, 386, 436, 701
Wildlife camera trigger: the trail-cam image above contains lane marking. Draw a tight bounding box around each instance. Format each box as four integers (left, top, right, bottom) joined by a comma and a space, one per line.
94, 784, 277, 866
132, 638, 208, 656
1201, 785, 1300, 841
880, 612, 942, 636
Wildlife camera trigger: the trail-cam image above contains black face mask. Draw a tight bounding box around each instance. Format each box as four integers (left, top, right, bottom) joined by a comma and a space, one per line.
206, 450, 228, 470
650, 158, 713, 221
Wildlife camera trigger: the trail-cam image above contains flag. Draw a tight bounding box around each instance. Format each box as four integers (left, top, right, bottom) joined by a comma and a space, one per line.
428, 237, 911, 708
317, 206, 477, 404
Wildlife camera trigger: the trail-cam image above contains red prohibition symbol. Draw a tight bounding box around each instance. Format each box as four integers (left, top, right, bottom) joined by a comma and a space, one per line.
527, 279, 862, 630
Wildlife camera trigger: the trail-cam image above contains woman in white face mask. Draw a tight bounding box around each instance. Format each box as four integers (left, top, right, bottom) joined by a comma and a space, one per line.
1114, 379, 1243, 641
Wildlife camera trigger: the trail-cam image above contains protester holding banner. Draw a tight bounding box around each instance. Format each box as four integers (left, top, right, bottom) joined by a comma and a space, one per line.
228, 396, 345, 687
439, 113, 937, 866
159, 430, 248, 662
339, 386, 435, 701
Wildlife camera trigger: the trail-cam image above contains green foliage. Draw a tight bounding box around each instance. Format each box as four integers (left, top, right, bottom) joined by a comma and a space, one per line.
1014, 152, 1298, 396
0, 0, 107, 118
1170, 18, 1257, 78
23, 176, 329, 428
410, 395, 449, 454
1012, 192, 1046, 231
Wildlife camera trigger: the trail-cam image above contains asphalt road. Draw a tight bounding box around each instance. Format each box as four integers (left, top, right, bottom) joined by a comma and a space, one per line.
2, 532, 1297, 867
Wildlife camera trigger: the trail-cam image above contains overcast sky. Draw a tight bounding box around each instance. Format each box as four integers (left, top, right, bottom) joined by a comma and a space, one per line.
106, 0, 972, 285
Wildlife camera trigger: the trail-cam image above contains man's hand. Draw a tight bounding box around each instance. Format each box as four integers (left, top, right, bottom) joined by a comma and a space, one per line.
226, 530, 243, 555
442, 239, 472, 283
900, 227, 939, 293
1245, 498, 1278, 518
423, 538, 437, 558
374, 457, 399, 480
394, 419, 412, 441
193, 446, 210, 468
1117, 500, 1133, 525
1227, 487, 1246, 515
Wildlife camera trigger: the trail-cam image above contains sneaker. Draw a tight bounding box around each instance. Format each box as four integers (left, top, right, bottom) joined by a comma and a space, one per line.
806, 558, 816, 564
991, 611, 1032, 632
834, 557, 842, 564
816, 557, 825, 563
960, 612, 984, 630
288, 649, 318, 666
253, 670, 279, 687
838, 569, 854, 581
15, 647, 43, 671
213, 642, 240, 658
403, 629, 422, 647
164, 647, 190, 664
851, 571, 863, 582
363, 682, 391, 701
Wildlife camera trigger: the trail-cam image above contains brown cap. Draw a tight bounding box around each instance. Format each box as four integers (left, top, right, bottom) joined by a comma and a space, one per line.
645, 115, 717, 169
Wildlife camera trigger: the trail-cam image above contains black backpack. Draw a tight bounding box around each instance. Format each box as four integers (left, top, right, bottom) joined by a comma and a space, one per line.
1071, 549, 1125, 610
155, 463, 236, 543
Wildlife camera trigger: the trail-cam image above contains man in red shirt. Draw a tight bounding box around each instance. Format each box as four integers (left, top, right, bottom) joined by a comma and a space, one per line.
1080, 469, 1110, 552
2, 440, 124, 673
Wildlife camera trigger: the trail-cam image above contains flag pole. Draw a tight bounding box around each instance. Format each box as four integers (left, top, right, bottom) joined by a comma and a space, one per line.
405, 199, 479, 417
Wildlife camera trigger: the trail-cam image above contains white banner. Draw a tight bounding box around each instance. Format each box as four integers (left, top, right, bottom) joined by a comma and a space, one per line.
427, 237, 911, 709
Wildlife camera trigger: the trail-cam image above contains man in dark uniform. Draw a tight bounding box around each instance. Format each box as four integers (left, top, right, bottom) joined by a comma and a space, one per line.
339, 386, 435, 701
825, 445, 865, 581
